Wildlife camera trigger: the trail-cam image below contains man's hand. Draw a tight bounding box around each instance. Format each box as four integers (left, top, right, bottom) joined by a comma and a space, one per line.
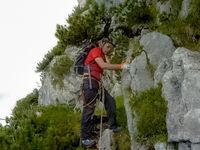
121, 63, 130, 70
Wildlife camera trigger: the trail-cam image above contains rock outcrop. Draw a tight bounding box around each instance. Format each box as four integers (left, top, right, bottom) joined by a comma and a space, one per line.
38, 47, 82, 106
179, 0, 192, 18
162, 48, 200, 146
130, 32, 175, 93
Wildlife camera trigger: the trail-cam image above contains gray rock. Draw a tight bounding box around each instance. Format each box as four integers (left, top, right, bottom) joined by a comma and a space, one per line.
179, 0, 191, 19
130, 32, 175, 93
184, 109, 200, 143
140, 32, 175, 67
178, 142, 190, 150
38, 46, 83, 106
154, 58, 172, 86
97, 129, 114, 150
139, 145, 148, 150
38, 72, 82, 106
162, 48, 200, 143
156, 0, 172, 14
110, 82, 122, 98
191, 143, 200, 150
167, 143, 176, 150
155, 142, 167, 150
122, 70, 139, 150
130, 52, 154, 93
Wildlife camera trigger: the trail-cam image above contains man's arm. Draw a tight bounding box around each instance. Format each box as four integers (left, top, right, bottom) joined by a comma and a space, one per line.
95, 57, 122, 70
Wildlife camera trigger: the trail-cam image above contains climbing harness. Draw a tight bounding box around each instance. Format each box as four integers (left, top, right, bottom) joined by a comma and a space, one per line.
82, 76, 102, 108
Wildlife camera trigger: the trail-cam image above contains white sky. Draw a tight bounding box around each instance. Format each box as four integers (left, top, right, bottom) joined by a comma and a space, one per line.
0, 0, 78, 125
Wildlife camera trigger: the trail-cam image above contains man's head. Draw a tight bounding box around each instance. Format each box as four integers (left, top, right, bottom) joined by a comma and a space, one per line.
99, 38, 114, 55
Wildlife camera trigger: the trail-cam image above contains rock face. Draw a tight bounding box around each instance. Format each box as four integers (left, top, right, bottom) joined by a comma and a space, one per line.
179, 0, 191, 18
38, 47, 83, 106
162, 47, 200, 143
38, 72, 82, 106
156, 0, 172, 14
129, 33, 200, 148
130, 32, 175, 93
97, 129, 114, 150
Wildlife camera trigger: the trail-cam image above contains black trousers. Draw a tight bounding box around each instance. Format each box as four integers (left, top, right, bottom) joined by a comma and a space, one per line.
81, 78, 117, 140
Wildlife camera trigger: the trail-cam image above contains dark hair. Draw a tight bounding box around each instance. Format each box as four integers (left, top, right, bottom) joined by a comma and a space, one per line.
100, 38, 114, 46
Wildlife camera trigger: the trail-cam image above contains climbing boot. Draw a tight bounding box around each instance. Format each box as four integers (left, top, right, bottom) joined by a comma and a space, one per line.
82, 139, 96, 148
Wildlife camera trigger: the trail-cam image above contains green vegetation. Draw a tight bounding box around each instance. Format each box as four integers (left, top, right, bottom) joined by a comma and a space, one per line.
0, 92, 131, 149
130, 85, 167, 145
131, 37, 144, 59
36, 42, 67, 72
87, 95, 131, 149
116, 0, 157, 27
143, 51, 155, 79
50, 54, 73, 88
36, 0, 200, 82
113, 96, 131, 150
36, 0, 158, 75
0, 91, 82, 150
156, 0, 200, 51
22, 0, 200, 147
171, 0, 183, 16
110, 34, 129, 64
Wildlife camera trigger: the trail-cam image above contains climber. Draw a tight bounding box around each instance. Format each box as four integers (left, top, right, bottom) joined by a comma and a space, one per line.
81, 38, 130, 147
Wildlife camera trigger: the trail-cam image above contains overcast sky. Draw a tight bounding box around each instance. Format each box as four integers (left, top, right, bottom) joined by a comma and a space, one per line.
0, 0, 78, 124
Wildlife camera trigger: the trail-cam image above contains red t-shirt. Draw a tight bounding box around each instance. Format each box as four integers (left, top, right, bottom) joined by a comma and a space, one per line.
84, 47, 105, 80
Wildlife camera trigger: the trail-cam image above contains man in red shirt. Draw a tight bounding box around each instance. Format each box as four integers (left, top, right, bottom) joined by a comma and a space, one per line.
81, 38, 130, 147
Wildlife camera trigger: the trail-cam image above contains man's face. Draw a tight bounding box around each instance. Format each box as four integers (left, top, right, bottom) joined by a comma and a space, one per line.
102, 43, 114, 55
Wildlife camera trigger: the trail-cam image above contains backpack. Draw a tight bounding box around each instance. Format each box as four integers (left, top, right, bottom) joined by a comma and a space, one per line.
74, 42, 97, 75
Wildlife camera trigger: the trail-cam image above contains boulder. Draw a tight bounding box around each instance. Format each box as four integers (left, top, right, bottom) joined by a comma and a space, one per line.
179, 0, 191, 19
162, 47, 200, 143
130, 32, 175, 93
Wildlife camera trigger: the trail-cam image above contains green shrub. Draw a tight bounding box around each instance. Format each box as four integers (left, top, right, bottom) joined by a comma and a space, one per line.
186, 0, 200, 44
130, 85, 167, 145
131, 37, 144, 59
0, 91, 82, 150
117, 0, 157, 27
56, 1, 110, 46
36, 42, 66, 72
37, 1, 112, 73
110, 33, 129, 64
50, 54, 73, 88
156, 0, 200, 51
171, 0, 183, 16
113, 96, 131, 150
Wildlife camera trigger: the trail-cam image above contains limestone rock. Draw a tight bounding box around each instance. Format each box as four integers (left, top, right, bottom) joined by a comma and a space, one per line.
156, 0, 172, 14
179, 0, 191, 19
140, 32, 175, 67
38, 46, 82, 106
130, 52, 154, 93
154, 142, 167, 150
184, 109, 200, 143
97, 129, 114, 150
162, 47, 200, 143
130, 32, 175, 93
38, 72, 82, 106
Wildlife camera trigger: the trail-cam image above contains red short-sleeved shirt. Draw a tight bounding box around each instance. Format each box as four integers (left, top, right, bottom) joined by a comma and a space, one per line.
84, 47, 106, 80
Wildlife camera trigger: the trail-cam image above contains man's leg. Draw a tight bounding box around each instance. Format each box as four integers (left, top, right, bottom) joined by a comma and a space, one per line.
81, 104, 96, 140
81, 81, 99, 146
103, 89, 117, 129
